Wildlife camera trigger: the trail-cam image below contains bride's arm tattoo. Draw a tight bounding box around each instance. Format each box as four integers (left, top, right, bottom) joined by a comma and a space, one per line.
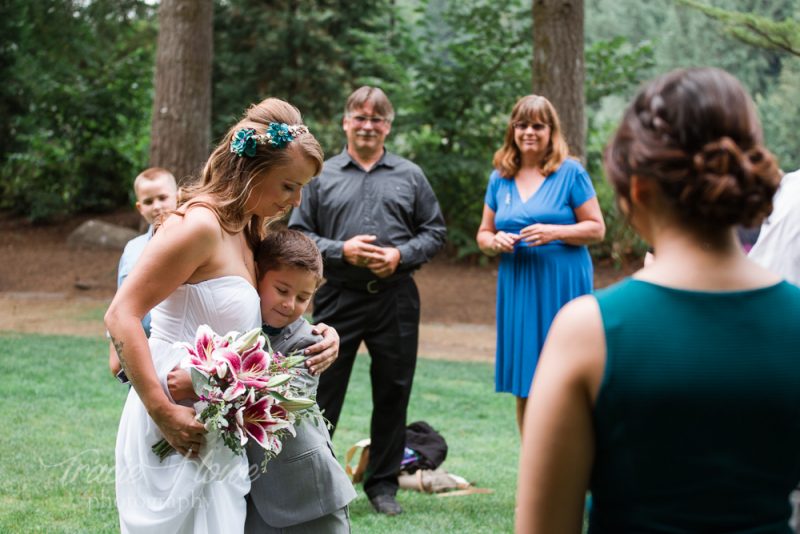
111, 336, 127, 373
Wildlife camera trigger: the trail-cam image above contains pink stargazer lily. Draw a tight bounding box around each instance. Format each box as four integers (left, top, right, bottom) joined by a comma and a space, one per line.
237, 341, 273, 389
154, 324, 315, 468
238, 396, 294, 451
214, 338, 273, 390
222, 380, 246, 401
179, 324, 217, 372
212, 346, 241, 379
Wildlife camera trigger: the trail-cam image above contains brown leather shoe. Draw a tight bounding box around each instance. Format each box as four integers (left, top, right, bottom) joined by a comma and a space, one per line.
369, 494, 403, 516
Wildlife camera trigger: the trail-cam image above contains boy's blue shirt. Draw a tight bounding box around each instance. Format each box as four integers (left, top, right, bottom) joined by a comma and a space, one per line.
117, 226, 153, 336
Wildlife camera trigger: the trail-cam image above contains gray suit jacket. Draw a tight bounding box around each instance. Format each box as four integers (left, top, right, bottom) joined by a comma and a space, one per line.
246, 317, 356, 529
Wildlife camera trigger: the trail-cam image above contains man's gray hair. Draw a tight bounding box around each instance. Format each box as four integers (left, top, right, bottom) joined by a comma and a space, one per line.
344, 86, 395, 122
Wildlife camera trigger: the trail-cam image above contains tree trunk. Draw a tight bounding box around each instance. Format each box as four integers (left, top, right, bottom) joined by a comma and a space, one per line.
532, 0, 585, 160
149, 0, 213, 185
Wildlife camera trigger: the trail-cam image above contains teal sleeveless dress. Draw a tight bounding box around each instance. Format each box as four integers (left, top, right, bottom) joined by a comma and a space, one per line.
590, 278, 800, 533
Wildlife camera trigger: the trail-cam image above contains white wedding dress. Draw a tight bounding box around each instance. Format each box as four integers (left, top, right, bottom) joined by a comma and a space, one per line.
115, 276, 261, 534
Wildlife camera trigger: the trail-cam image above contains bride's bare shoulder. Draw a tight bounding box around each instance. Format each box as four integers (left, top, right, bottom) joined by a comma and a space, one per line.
159, 200, 224, 243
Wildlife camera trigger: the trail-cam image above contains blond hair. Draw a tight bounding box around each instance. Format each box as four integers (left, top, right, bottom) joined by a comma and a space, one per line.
179, 98, 324, 249
492, 95, 569, 178
133, 167, 177, 198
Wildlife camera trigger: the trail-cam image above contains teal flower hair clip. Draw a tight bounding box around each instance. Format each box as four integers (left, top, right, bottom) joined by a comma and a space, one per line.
230, 122, 310, 157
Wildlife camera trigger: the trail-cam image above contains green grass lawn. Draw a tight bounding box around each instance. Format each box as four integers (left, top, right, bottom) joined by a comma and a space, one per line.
0, 333, 519, 533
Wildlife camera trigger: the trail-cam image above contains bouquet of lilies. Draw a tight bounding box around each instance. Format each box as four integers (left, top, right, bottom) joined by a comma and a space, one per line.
152, 325, 315, 469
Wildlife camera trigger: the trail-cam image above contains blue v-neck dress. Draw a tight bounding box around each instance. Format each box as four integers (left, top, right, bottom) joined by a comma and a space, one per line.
484, 159, 597, 397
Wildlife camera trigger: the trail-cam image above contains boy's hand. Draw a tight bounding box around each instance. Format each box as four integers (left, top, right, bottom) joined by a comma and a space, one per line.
167, 367, 198, 403
305, 322, 340, 375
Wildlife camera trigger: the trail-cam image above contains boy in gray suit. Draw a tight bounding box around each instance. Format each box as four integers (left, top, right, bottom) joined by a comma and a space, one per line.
245, 228, 356, 534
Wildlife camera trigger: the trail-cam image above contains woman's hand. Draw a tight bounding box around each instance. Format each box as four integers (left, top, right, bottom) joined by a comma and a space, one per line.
520, 223, 560, 247
304, 322, 340, 375
167, 367, 198, 403
151, 403, 206, 458
491, 231, 521, 254
477, 204, 520, 256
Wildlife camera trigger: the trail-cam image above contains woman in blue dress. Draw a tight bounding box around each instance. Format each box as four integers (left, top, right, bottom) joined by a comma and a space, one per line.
477, 95, 605, 433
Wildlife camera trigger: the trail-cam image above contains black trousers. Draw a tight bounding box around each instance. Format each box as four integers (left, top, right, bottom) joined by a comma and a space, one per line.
313, 277, 420, 499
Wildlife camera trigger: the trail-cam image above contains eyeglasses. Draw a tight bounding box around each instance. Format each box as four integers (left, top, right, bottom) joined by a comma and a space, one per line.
349, 115, 387, 126
513, 121, 548, 131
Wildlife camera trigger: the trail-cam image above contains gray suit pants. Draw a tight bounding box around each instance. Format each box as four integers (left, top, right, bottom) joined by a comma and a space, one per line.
244, 495, 350, 534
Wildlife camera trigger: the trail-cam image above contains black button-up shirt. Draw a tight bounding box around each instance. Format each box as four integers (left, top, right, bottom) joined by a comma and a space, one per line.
289, 147, 447, 283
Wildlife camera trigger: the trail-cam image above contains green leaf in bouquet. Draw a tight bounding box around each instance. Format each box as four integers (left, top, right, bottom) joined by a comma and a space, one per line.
264, 335, 274, 354
279, 397, 316, 412
265, 373, 293, 388
282, 355, 307, 369
190, 366, 210, 395
268, 390, 290, 402
232, 327, 263, 353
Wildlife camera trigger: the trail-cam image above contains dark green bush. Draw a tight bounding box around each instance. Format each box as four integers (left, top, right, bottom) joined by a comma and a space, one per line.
0, 0, 155, 221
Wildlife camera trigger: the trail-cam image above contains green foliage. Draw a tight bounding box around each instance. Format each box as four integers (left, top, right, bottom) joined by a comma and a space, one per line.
0, 0, 156, 221
584, 0, 800, 258
6, 0, 799, 258
0, 333, 519, 533
677, 0, 800, 57
678, 0, 800, 171
586, 0, 792, 96
758, 58, 800, 172
671, 0, 800, 172
584, 37, 655, 261
586, 121, 649, 263
585, 37, 655, 106
396, 0, 531, 257
211, 0, 402, 156
390, 2, 655, 260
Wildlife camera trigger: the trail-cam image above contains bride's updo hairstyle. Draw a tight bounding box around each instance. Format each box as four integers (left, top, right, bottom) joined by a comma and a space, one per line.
604, 67, 780, 232
180, 98, 323, 247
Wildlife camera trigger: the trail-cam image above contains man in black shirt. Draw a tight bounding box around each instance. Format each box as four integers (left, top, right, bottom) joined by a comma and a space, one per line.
290, 86, 446, 515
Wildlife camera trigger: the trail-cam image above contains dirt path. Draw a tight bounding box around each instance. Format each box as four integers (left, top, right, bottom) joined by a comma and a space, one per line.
0, 290, 498, 362
0, 210, 637, 362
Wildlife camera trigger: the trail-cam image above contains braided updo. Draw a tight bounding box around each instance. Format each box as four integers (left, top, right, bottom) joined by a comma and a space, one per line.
604, 67, 781, 229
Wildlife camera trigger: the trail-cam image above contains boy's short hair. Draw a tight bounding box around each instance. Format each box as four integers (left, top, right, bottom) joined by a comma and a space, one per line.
256, 228, 323, 286
133, 167, 177, 198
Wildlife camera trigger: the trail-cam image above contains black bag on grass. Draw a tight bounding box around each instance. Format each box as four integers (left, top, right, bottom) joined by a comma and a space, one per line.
403, 421, 448, 473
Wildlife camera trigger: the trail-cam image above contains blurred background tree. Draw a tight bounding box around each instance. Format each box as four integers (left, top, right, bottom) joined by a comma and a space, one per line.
149, 0, 213, 185
532, 0, 586, 160
1, 0, 797, 263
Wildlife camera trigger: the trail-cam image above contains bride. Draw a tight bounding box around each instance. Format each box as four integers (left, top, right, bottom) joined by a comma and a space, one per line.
105, 98, 338, 533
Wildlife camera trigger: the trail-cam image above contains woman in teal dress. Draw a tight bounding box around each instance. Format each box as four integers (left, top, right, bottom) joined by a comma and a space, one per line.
516, 68, 800, 533
477, 95, 605, 433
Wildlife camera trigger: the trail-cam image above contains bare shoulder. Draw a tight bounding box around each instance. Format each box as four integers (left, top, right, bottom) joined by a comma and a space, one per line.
539, 294, 606, 395
160, 203, 224, 245
550, 294, 603, 344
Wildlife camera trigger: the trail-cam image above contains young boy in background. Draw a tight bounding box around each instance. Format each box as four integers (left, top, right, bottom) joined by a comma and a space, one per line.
109, 167, 178, 381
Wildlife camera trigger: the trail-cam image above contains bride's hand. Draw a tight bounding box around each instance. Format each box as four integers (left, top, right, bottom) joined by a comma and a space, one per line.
152, 403, 205, 458
305, 322, 340, 376
167, 367, 198, 403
